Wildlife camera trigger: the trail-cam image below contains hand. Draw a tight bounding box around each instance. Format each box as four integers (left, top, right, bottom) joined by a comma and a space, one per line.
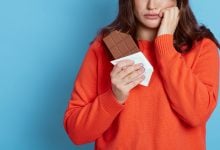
157, 6, 180, 36
110, 60, 145, 104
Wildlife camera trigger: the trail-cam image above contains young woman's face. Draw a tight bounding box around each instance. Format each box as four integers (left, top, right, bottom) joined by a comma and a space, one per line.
134, 0, 177, 29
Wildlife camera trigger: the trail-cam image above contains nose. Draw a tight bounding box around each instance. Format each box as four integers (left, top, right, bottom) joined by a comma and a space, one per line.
147, 0, 158, 10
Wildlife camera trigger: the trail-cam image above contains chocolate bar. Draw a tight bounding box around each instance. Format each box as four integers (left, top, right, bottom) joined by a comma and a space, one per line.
103, 30, 140, 59
103, 30, 154, 86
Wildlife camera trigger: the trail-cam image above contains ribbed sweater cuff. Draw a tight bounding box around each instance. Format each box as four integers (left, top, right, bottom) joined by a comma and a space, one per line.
154, 34, 177, 56
99, 88, 124, 115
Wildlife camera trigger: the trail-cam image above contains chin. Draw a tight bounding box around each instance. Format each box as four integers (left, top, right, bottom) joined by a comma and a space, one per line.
143, 21, 160, 29
139, 19, 161, 29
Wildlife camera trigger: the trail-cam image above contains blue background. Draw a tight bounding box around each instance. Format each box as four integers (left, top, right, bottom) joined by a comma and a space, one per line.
0, 0, 219, 149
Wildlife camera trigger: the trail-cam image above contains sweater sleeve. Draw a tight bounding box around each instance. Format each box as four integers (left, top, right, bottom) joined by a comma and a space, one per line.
154, 34, 219, 127
63, 40, 124, 145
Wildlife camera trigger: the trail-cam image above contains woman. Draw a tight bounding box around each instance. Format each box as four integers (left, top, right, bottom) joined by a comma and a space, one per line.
64, 0, 220, 149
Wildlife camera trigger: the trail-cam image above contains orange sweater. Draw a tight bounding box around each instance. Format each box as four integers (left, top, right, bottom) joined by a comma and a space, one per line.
64, 34, 219, 150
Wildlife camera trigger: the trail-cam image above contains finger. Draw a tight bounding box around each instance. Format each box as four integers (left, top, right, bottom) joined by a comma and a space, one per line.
174, 6, 180, 18
111, 59, 134, 76
170, 7, 180, 24
125, 75, 145, 91
163, 8, 170, 19
159, 11, 163, 18
159, 9, 169, 19
117, 63, 143, 79
159, 7, 169, 17
117, 59, 134, 68
160, 6, 178, 17
159, 7, 178, 23
121, 67, 145, 84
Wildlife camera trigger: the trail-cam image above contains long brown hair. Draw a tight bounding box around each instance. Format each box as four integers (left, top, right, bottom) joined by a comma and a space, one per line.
98, 0, 220, 53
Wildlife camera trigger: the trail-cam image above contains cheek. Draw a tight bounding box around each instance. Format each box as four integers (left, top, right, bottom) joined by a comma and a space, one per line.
133, 0, 146, 12
133, 3, 144, 18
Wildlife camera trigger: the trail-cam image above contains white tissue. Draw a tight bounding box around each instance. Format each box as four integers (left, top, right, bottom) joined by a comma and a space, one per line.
110, 52, 154, 86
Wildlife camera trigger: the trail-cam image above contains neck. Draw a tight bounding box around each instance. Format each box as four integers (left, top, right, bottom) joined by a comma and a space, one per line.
136, 24, 158, 41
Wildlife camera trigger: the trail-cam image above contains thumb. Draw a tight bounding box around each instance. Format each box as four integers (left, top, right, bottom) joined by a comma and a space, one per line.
159, 11, 164, 18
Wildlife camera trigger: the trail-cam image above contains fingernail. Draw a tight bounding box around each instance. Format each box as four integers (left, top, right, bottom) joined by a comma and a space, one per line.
138, 63, 143, 67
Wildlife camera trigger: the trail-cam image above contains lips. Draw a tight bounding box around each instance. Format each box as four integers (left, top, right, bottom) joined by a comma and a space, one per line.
144, 14, 160, 20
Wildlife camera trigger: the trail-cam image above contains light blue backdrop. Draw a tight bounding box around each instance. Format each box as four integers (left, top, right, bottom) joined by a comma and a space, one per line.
0, 0, 219, 150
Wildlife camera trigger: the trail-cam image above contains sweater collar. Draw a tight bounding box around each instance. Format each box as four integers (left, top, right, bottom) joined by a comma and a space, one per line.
137, 39, 154, 51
